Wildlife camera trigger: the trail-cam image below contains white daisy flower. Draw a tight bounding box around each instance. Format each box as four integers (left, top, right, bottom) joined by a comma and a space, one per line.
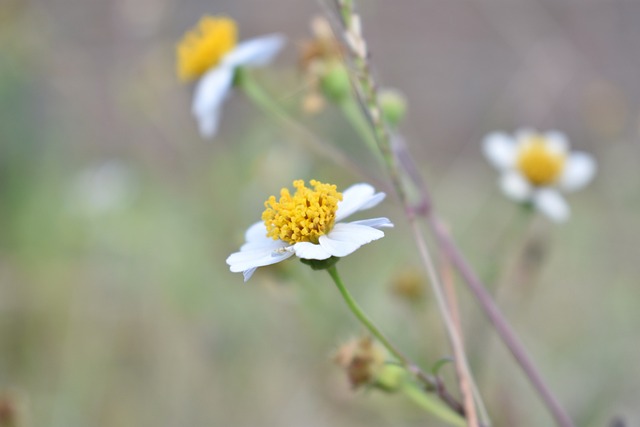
226, 180, 393, 281
483, 129, 596, 222
177, 16, 285, 138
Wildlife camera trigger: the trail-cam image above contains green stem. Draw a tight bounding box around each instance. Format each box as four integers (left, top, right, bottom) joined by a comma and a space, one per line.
236, 68, 286, 121
327, 265, 467, 426
327, 265, 402, 361
402, 382, 467, 427
339, 97, 380, 157
236, 69, 389, 191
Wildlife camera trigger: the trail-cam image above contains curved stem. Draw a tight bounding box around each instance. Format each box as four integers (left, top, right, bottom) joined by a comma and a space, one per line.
326, 265, 468, 423
327, 265, 407, 364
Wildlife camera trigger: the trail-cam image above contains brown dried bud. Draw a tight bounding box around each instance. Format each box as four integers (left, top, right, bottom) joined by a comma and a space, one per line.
334, 336, 386, 389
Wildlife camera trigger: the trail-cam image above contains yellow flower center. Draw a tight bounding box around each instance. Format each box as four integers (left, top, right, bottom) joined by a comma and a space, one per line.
516, 136, 566, 186
176, 16, 238, 82
262, 180, 343, 245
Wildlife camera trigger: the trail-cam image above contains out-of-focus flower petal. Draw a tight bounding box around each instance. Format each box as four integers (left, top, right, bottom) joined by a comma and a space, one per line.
533, 189, 570, 222
560, 152, 596, 192
483, 132, 517, 170
223, 34, 286, 68
500, 171, 533, 202
544, 130, 570, 156
191, 65, 235, 138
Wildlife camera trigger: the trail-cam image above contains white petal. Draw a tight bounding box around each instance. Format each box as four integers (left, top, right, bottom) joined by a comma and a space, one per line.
514, 128, 537, 144
226, 246, 294, 273
533, 189, 570, 223
191, 66, 235, 138
245, 221, 269, 243
243, 268, 258, 281
241, 237, 287, 252
348, 217, 394, 229
335, 183, 385, 222
482, 132, 517, 170
560, 152, 596, 192
222, 34, 286, 68
544, 131, 570, 156
357, 192, 386, 210
318, 236, 360, 257
318, 223, 385, 257
500, 171, 533, 201
239, 222, 285, 251
293, 242, 332, 260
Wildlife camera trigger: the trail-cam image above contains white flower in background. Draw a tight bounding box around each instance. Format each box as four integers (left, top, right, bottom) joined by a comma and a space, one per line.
177, 16, 285, 138
483, 129, 596, 222
226, 180, 393, 281
71, 160, 136, 216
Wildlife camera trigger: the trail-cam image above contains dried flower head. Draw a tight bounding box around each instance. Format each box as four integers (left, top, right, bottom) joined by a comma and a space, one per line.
334, 336, 386, 389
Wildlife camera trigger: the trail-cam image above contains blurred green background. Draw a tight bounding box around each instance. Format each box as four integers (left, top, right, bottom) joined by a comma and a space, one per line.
1, 0, 639, 426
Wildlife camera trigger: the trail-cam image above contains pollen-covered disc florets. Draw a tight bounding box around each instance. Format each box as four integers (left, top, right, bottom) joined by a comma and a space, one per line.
516, 135, 566, 186
262, 179, 343, 244
177, 16, 238, 82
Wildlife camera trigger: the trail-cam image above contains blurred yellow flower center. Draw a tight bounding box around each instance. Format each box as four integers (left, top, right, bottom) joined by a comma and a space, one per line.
177, 16, 238, 82
262, 180, 343, 244
516, 137, 566, 186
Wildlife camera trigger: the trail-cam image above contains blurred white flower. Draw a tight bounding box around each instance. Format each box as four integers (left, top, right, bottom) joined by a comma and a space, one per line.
226, 180, 393, 281
71, 160, 136, 216
483, 129, 596, 222
177, 16, 285, 138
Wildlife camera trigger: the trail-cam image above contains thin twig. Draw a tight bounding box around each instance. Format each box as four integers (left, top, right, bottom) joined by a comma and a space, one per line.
424, 213, 575, 427
441, 256, 483, 427
326, 2, 575, 426
330, 1, 492, 426
409, 218, 483, 427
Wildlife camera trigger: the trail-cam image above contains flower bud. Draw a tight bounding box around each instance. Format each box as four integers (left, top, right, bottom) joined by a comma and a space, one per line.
320, 62, 352, 104
379, 88, 407, 127
390, 268, 425, 303
374, 363, 408, 392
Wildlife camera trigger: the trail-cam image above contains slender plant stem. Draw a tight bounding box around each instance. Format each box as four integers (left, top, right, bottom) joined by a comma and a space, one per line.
442, 255, 488, 427
236, 70, 388, 192
331, 2, 488, 425
409, 220, 485, 427
327, 265, 415, 368
326, 265, 467, 424
329, 1, 575, 425
339, 97, 380, 157
424, 216, 575, 427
